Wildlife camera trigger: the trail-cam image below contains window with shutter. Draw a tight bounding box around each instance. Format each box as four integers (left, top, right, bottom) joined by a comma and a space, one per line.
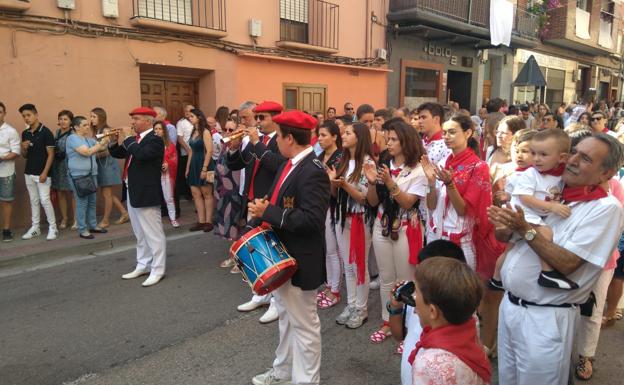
280, 0, 309, 23
137, 0, 193, 25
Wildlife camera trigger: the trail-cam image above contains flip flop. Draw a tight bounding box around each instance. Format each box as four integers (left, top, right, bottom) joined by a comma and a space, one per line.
575, 356, 594, 381
370, 326, 391, 343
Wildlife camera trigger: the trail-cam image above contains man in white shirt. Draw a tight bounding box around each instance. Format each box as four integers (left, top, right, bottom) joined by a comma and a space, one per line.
0, 102, 20, 242
488, 133, 624, 385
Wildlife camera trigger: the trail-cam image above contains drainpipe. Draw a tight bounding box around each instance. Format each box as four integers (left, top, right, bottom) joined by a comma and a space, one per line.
365, 0, 371, 57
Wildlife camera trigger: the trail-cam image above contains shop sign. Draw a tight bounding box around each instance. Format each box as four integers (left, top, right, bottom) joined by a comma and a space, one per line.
424, 43, 458, 66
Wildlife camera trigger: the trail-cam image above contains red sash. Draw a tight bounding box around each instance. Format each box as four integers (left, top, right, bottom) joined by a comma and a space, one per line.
349, 213, 367, 285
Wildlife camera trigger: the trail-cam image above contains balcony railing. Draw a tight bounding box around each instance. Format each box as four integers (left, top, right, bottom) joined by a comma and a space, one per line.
390, 0, 539, 40
279, 0, 339, 51
132, 0, 226, 32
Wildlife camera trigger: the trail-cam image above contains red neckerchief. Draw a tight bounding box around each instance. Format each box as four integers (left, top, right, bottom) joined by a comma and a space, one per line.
164, 120, 171, 126
516, 166, 529, 172
311, 136, 318, 146
390, 167, 402, 177
562, 185, 608, 203
603, 127, 610, 133
423, 130, 443, 146
536, 163, 565, 176
408, 317, 491, 383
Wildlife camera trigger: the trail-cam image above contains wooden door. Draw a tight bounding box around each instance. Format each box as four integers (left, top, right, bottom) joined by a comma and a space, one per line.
140, 78, 197, 123
482, 80, 491, 105
282, 83, 326, 113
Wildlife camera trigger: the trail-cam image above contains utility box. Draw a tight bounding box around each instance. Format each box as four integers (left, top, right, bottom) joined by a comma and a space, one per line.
102, 0, 119, 18
57, 0, 75, 10
249, 19, 262, 37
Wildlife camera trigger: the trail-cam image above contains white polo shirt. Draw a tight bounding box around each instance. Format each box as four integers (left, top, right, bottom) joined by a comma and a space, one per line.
0, 122, 21, 177
501, 195, 624, 305
176, 118, 194, 156
512, 167, 563, 223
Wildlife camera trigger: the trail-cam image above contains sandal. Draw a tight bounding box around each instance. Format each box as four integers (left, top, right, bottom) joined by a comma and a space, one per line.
370, 324, 391, 343
616, 309, 623, 321
114, 213, 129, 225
316, 287, 331, 302
575, 355, 594, 381
230, 265, 240, 274
318, 293, 340, 309
395, 340, 404, 355
58, 219, 68, 230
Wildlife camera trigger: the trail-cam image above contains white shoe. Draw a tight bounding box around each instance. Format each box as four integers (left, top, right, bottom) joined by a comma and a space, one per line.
252, 368, 290, 385
369, 276, 380, 290
171, 220, 180, 228
46, 227, 59, 240
237, 297, 270, 312
22, 226, 41, 240
122, 268, 149, 280
259, 302, 279, 324
142, 274, 164, 287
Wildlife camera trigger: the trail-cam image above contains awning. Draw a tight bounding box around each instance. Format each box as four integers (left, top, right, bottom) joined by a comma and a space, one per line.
513, 55, 547, 87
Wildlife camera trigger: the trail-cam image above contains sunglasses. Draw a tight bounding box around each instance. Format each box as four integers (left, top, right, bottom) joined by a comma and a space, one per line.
590, 117, 603, 121
345, 107, 354, 111
254, 114, 266, 121
542, 118, 553, 122
224, 128, 235, 133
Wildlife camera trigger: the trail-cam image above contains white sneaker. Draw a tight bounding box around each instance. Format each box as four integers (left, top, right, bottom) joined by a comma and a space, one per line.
252, 368, 290, 385
369, 276, 380, 290
46, 227, 59, 241
171, 220, 180, 228
237, 296, 271, 312
122, 268, 150, 280
22, 226, 41, 240
259, 301, 279, 324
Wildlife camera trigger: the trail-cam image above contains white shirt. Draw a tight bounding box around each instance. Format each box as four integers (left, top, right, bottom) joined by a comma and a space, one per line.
512, 167, 563, 223
501, 195, 624, 305
401, 306, 423, 385
424, 138, 451, 167
0, 122, 21, 177
378, 160, 428, 218
344, 157, 372, 214
504, 169, 525, 195
211, 131, 223, 160
176, 118, 194, 156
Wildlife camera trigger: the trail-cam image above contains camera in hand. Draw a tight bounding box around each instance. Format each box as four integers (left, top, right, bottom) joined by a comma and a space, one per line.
394, 281, 415, 307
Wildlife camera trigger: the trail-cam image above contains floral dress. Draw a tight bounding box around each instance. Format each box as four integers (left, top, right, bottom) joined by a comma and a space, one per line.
213, 150, 243, 240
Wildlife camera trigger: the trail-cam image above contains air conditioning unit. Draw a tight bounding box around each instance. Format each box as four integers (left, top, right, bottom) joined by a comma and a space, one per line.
376, 48, 387, 60
57, 0, 75, 10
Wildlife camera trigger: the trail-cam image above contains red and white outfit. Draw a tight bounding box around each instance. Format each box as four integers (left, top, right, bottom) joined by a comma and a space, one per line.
335, 157, 372, 313
422, 132, 451, 240
499, 185, 624, 385
428, 148, 502, 277
373, 160, 427, 323
511, 165, 564, 225
160, 142, 178, 222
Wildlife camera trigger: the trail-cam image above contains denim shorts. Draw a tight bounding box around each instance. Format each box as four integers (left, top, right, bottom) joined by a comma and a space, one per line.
0, 173, 16, 201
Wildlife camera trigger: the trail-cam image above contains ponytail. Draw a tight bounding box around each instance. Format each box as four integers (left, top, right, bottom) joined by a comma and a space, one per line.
467, 137, 480, 157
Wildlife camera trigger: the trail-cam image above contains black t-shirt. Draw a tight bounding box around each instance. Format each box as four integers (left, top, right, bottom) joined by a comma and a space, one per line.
22, 123, 55, 175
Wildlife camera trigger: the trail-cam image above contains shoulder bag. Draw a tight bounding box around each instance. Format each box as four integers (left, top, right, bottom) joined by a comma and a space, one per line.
70, 138, 98, 197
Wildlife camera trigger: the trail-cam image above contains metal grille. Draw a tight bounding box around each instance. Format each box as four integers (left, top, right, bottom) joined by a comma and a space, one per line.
133, 0, 226, 31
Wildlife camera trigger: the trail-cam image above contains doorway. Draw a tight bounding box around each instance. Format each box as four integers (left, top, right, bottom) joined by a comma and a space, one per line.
283, 83, 327, 113
447, 70, 472, 110
140, 78, 198, 124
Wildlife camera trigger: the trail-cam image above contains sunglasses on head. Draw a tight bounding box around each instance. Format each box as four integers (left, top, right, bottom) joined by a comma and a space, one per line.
255, 114, 266, 121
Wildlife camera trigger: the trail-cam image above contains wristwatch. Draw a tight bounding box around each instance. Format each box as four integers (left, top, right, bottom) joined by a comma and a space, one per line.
524, 228, 537, 242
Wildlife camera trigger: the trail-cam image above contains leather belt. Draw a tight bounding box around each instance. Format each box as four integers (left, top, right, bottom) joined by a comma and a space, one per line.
508, 292, 575, 308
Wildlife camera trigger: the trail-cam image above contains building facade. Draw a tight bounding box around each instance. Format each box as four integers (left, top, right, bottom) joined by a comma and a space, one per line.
0, 0, 388, 228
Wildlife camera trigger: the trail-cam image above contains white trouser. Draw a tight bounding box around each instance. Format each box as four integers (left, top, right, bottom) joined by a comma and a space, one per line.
160, 171, 176, 221
431, 230, 476, 271
24, 174, 56, 228
324, 211, 341, 293
498, 295, 578, 385
372, 219, 417, 322
335, 216, 371, 311
127, 191, 167, 277
272, 280, 321, 385
576, 268, 614, 357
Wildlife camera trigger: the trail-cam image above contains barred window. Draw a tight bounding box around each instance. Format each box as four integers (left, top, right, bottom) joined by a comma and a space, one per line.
137, 0, 193, 25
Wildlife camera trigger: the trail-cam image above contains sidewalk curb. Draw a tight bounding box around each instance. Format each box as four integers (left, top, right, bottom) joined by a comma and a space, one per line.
0, 224, 195, 273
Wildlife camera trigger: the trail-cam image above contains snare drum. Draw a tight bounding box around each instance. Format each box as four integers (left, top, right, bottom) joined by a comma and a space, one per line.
230, 226, 298, 295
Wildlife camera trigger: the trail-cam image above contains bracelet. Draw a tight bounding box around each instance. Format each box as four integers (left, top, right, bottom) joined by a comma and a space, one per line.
391, 186, 401, 197
386, 300, 404, 316
446, 181, 456, 190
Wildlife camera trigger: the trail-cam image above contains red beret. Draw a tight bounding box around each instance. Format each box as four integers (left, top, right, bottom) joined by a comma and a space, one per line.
129, 107, 157, 117
272, 110, 318, 131
253, 101, 283, 113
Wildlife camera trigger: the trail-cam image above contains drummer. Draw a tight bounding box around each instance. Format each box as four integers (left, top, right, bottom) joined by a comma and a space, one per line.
248, 110, 330, 385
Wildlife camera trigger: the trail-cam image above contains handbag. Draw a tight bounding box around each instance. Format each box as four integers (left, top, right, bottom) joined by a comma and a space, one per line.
205, 170, 215, 184
70, 138, 98, 197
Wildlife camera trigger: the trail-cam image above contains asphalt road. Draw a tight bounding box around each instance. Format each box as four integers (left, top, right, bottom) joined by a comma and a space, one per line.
0, 233, 622, 385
